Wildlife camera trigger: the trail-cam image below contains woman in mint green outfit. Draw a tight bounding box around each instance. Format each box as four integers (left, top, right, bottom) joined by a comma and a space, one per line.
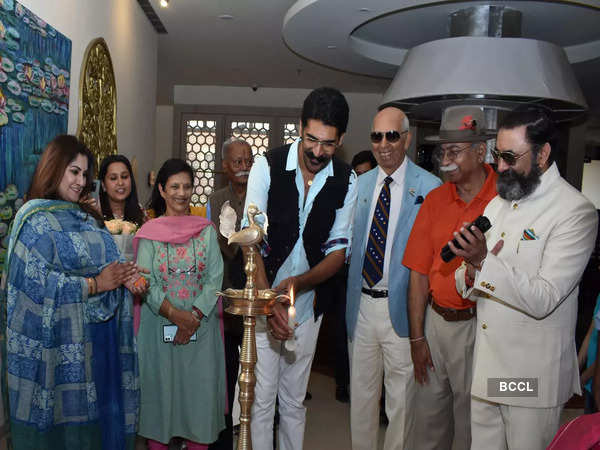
133, 159, 225, 449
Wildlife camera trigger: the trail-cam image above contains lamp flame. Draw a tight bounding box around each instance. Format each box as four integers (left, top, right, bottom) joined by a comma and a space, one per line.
290, 285, 295, 307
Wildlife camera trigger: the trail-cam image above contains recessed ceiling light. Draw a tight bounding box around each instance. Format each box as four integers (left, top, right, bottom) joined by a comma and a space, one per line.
160, 0, 168, 7
358, 7, 371, 12
218, 14, 234, 20
327, 45, 337, 49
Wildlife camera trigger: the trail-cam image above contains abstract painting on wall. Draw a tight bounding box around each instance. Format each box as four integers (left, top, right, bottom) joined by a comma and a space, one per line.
0, 0, 71, 262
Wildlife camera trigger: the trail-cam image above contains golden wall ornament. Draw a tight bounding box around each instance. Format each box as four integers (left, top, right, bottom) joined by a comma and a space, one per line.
77, 38, 117, 172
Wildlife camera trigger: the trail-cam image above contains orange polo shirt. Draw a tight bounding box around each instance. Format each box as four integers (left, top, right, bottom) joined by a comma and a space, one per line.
403, 164, 498, 309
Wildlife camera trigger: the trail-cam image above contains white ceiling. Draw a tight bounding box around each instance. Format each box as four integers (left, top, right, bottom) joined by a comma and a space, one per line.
152, 0, 600, 116
152, 0, 388, 104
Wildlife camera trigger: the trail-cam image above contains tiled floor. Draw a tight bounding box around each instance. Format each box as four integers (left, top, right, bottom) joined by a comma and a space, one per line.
136, 370, 584, 449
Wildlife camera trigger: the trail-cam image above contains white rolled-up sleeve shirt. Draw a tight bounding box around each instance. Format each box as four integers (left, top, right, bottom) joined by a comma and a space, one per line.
243, 138, 358, 325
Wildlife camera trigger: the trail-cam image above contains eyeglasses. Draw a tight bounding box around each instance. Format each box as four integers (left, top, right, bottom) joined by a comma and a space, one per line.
167, 240, 198, 275
491, 148, 530, 166
433, 144, 473, 163
370, 130, 408, 144
230, 157, 254, 169
301, 135, 339, 152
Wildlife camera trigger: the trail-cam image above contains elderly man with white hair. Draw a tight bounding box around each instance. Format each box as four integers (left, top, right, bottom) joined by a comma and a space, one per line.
346, 106, 441, 450
403, 105, 498, 450
207, 137, 253, 450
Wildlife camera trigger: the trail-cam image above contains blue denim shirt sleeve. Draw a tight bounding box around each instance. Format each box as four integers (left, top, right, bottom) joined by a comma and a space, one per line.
323, 169, 358, 257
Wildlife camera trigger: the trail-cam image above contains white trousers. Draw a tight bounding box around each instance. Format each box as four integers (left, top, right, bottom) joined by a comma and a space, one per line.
349, 293, 415, 450
471, 396, 562, 450
250, 314, 322, 450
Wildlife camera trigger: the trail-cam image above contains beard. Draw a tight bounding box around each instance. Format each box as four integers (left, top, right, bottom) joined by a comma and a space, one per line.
497, 163, 542, 201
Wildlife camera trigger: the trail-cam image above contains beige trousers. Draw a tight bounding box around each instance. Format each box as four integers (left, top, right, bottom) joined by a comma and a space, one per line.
471, 396, 562, 450
349, 293, 414, 450
413, 304, 475, 450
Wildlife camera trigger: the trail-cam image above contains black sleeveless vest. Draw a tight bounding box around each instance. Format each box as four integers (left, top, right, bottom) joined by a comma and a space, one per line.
264, 144, 351, 318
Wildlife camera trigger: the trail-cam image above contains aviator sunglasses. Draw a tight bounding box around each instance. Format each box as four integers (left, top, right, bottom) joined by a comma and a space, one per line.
370, 130, 408, 144
491, 148, 530, 166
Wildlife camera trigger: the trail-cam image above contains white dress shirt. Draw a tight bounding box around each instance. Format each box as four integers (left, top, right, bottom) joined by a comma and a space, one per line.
362, 158, 407, 290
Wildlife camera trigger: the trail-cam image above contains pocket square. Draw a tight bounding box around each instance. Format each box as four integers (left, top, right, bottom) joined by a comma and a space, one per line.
521, 228, 539, 241
414, 195, 424, 205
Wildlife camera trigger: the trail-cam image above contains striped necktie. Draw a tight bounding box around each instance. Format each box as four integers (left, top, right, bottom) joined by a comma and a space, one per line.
363, 176, 393, 288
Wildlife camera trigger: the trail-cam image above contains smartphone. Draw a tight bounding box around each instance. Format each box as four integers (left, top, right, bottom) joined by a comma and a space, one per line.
163, 324, 197, 343
90, 180, 101, 202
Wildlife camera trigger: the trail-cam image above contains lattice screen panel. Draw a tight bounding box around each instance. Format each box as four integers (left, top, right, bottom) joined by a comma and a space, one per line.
185, 119, 216, 206
231, 121, 270, 157
283, 122, 299, 145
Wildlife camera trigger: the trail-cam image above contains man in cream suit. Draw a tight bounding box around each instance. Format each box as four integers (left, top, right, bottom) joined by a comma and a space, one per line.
452, 106, 598, 450
346, 106, 441, 450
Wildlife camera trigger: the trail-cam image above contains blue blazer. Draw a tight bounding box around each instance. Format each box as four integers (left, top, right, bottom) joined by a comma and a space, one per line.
346, 160, 441, 339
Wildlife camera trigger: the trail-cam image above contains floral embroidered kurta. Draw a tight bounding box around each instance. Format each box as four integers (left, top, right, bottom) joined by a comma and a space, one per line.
136, 225, 225, 444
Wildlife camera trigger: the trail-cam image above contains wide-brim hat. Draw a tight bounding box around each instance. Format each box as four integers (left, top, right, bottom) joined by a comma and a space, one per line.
425, 105, 497, 143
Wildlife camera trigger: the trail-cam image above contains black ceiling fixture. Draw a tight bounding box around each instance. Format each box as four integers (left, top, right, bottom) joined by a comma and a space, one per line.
137, 0, 167, 34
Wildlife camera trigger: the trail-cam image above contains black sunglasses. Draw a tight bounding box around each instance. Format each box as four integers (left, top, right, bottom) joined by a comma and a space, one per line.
370, 130, 407, 144
491, 148, 530, 166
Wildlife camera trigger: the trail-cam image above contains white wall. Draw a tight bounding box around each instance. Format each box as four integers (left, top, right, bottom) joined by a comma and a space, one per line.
159, 85, 385, 163
582, 160, 600, 209
19, 0, 158, 200
155, 105, 174, 173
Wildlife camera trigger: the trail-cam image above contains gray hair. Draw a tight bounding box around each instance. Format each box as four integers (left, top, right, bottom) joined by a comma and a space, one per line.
222, 137, 251, 160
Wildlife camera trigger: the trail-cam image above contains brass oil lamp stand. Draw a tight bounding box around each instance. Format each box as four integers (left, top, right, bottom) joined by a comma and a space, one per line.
216, 204, 278, 450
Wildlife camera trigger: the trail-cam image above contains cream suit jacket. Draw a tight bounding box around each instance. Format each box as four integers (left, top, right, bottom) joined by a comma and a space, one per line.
456, 163, 598, 408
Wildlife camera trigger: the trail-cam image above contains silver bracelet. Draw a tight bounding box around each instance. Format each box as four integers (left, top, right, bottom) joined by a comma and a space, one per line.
191, 309, 201, 321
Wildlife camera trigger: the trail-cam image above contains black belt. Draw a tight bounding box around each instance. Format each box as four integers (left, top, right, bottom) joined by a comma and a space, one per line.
362, 287, 388, 298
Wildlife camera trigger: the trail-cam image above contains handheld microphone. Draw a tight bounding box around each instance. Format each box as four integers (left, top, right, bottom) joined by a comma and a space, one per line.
440, 215, 491, 263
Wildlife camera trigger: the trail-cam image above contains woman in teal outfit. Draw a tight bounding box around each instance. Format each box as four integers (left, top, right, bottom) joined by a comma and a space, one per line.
133, 158, 225, 449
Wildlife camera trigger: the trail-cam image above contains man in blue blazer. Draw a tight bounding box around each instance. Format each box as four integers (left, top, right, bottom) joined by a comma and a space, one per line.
346, 106, 441, 450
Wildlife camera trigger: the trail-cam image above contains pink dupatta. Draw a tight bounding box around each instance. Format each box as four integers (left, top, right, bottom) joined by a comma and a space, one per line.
132, 215, 213, 255
132, 215, 222, 337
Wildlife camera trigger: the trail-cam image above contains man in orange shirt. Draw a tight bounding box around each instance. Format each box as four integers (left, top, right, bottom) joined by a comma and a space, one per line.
403, 105, 498, 450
